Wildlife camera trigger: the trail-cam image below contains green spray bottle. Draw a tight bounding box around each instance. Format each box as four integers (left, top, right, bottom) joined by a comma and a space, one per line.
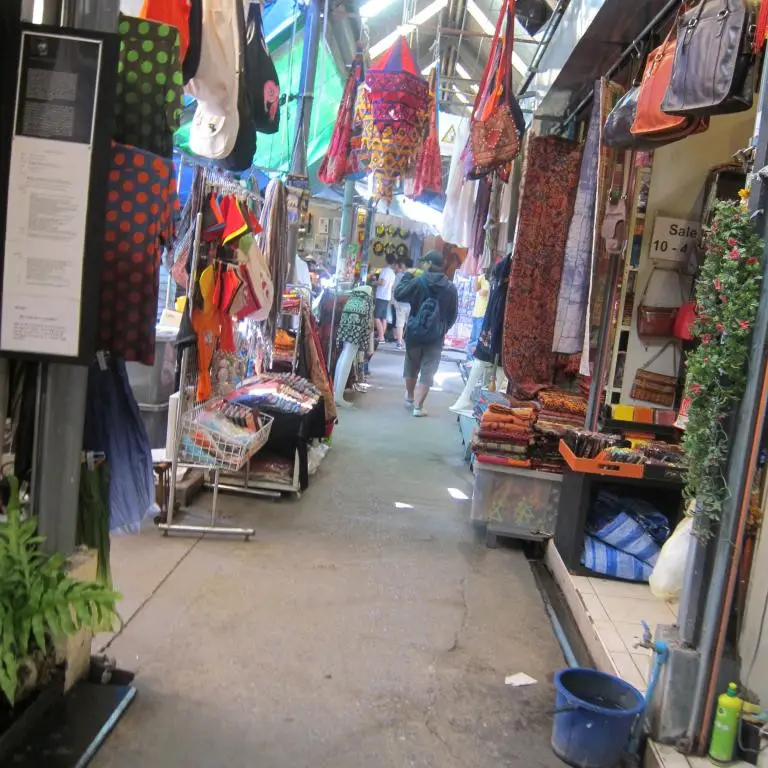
708, 682, 743, 764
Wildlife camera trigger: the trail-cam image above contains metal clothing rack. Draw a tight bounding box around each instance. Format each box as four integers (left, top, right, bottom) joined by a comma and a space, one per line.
158, 213, 258, 540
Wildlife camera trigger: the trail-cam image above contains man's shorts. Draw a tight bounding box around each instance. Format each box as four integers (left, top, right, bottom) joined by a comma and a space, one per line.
403, 342, 443, 387
374, 298, 390, 321
394, 301, 410, 329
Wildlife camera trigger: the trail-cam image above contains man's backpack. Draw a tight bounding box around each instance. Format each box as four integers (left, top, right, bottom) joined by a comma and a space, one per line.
406, 277, 444, 345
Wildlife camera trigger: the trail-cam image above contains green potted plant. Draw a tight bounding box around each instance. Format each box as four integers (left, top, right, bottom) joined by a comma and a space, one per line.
0, 477, 121, 713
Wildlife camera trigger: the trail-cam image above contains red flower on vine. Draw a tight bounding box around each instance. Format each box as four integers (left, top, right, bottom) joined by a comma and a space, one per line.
747, 257, 758, 266
690, 383, 702, 395
716, 323, 725, 333
728, 238, 737, 247
729, 248, 741, 260
739, 320, 750, 330
714, 279, 722, 291
702, 334, 713, 344
720, 294, 728, 303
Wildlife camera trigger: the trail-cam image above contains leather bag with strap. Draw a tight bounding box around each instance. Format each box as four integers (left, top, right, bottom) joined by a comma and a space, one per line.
630, 341, 680, 407
637, 266, 685, 339
631, 15, 710, 139
662, 0, 756, 117
467, 0, 523, 177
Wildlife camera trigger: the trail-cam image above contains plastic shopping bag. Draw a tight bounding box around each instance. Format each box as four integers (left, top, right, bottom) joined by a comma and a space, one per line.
649, 517, 693, 602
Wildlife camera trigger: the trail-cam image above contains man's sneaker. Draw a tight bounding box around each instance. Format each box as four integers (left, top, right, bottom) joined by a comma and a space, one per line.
412, 406, 427, 418
405, 396, 415, 410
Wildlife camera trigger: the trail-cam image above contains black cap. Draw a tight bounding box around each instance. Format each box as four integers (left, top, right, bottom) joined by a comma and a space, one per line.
422, 250, 444, 269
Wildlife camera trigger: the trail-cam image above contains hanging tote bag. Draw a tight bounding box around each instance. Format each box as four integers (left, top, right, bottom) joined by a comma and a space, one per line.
189, 0, 244, 160
630, 341, 680, 407
636, 266, 684, 339
662, 0, 755, 117
247, 2, 280, 135
468, 0, 522, 176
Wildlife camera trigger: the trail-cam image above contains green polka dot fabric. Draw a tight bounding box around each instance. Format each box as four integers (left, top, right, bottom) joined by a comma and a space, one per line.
114, 14, 183, 158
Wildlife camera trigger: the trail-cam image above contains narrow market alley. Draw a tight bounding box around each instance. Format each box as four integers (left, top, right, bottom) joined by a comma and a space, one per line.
92, 350, 566, 768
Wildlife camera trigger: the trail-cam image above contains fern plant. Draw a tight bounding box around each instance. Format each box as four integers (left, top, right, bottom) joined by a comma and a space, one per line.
0, 478, 121, 707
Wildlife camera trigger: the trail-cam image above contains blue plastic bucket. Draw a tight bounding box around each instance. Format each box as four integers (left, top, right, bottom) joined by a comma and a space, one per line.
551, 668, 645, 768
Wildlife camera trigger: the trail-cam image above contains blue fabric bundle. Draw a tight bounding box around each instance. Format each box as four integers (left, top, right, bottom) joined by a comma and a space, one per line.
581, 490, 668, 582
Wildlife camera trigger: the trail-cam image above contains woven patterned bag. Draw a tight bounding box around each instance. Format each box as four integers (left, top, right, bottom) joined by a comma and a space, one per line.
630, 341, 679, 407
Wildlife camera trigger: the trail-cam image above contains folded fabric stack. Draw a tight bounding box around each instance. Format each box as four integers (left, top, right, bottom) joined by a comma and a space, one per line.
274, 328, 296, 361
472, 403, 536, 468
228, 373, 321, 414
472, 389, 514, 422
530, 388, 588, 473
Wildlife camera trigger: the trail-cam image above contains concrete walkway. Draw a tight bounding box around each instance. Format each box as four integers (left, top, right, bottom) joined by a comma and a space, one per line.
93, 349, 566, 768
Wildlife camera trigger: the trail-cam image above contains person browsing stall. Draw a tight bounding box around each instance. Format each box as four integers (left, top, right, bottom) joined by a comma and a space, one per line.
394, 251, 458, 417
374, 254, 397, 343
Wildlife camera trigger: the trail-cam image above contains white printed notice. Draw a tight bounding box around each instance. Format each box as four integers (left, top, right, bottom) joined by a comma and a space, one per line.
1, 138, 91, 355
1, 31, 101, 357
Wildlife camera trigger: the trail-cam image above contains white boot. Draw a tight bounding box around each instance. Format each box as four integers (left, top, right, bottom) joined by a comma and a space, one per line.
450, 359, 490, 413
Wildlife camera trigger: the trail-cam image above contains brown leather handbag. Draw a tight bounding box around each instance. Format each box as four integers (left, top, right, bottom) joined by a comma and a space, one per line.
662, 0, 755, 117
636, 267, 685, 339
631, 31, 710, 138
630, 341, 680, 407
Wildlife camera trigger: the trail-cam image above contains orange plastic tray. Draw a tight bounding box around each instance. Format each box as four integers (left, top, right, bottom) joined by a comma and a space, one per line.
558, 440, 645, 479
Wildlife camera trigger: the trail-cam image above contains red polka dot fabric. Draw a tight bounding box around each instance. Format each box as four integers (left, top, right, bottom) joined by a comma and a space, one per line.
100, 142, 177, 365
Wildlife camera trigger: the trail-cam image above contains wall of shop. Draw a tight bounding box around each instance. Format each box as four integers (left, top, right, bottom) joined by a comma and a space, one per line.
299, 199, 341, 267
740, 493, 768, 705
620, 107, 757, 404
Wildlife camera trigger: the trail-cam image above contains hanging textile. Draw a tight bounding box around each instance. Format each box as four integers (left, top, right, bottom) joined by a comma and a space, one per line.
353, 38, 429, 204
579, 81, 625, 376
502, 136, 583, 388
475, 254, 512, 364
405, 75, 443, 203
465, 177, 493, 275
114, 15, 184, 158
300, 302, 337, 429
83, 358, 157, 534
318, 54, 364, 185
552, 83, 603, 356
257, 178, 288, 341
139, 0, 191, 61
441, 119, 477, 248
99, 143, 178, 365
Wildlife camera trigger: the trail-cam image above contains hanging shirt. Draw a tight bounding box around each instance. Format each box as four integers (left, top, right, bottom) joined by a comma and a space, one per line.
99, 143, 177, 365
114, 15, 184, 158
473, 275, 490, 318
139, 0, 191, 61
376, 266, 396, 302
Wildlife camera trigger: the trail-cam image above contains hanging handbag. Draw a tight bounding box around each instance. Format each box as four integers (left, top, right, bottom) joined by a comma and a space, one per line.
630, 341, 680, 407
248, 2, 280, 135
631, 22, 711, 139
662, 0, 756, 117
468, 0, 522, 177
672, 298, 697, 340
636, 266, 684, 339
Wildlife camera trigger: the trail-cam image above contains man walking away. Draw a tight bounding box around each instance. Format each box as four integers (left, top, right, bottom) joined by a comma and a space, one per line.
395, 251, 458, 417
374, 254, 397, 343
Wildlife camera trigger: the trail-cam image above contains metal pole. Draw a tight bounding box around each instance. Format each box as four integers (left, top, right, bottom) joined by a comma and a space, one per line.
684, 59, 768, 754
285, 0, 322, 270
359, 198, 376, 285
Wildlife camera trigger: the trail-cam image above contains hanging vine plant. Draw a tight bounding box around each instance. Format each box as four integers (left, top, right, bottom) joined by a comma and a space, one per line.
683, 196, 764, 537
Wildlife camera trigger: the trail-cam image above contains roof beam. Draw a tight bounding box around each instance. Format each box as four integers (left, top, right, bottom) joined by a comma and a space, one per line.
368, 0, 448, 59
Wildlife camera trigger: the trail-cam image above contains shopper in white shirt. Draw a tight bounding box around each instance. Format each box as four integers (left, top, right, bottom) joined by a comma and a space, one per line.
374, 254, 397, 343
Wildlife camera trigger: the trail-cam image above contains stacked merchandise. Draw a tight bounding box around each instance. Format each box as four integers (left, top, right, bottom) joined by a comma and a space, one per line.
472, 401, 537, 469
273, 329, 296, 365
228, 373, 320, 414
531, 388, 588, 473
582, 490, 671, 582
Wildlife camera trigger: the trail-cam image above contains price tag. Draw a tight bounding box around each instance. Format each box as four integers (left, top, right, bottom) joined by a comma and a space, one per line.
649, 216, 699, 264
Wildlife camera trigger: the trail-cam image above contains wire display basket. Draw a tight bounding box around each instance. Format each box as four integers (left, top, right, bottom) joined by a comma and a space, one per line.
178, 400, 273, 472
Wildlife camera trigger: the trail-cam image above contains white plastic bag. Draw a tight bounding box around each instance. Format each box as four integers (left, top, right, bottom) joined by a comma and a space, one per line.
649, 516, 693, 602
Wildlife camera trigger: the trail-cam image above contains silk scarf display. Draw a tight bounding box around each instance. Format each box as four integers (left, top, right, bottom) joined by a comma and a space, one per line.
551, 83, 602, 356
579, 80, 625, 376
502, 135, 583, 388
